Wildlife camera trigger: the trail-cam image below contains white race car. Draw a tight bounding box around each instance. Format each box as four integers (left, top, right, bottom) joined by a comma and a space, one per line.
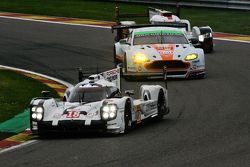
30, 68, 169, 136
112, 26, 206, 79
114, 7, 214, 53
148, 8, 213, 53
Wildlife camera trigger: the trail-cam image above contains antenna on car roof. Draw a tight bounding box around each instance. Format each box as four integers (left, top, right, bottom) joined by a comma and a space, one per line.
163, 65, 168, 89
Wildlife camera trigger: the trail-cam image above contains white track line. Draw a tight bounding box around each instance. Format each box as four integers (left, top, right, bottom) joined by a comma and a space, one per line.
0, 15, 249, 43
214, 37, 250, 44
0, 140, 38, 154
0, 65, 73, 87
0, 15, 110, 29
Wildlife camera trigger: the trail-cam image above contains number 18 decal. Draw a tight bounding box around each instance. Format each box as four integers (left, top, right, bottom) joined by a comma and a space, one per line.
66, 111, 80, 118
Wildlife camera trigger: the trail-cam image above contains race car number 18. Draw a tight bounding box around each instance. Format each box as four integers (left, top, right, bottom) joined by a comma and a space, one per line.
66, 111, 80, 118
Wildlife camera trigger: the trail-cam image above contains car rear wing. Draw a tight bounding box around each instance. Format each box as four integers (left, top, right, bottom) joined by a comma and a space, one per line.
111, 22, 188, 42
115, 6, 180, 24
78, 67, 121, 90
112, 22, 188, 31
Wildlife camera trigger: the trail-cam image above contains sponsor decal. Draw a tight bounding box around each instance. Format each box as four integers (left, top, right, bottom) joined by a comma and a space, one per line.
102, 68, 121, 90
134, 105, 142, 124
86, 111, 97, 118
152, 44, 175, 60
144, 102, 157, 116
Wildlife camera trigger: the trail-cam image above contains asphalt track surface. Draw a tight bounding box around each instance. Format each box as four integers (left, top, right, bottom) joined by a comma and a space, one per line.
0, 17, 250, 167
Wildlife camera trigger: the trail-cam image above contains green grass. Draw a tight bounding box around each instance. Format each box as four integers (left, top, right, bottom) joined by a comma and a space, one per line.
0, 70, 59, 123
0, 0, 249, 34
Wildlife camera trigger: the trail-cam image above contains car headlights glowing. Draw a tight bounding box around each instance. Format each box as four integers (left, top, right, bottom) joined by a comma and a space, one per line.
31, 106, 44, 121
101, 104, 118, 120
185, 54, 198, 61
133, 53, 150, 64
36, 107, 43, 113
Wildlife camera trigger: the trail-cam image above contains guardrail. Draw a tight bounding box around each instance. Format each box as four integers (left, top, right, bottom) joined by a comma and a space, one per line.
111, 0, 250, 10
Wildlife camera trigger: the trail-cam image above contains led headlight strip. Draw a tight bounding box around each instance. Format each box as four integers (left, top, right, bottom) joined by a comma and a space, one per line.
100, 104, 118, 121
31, 106, 44, 121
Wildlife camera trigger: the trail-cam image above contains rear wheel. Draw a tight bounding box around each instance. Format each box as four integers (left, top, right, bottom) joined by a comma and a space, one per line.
207, 45, 214, 53
204, 44, 213, 53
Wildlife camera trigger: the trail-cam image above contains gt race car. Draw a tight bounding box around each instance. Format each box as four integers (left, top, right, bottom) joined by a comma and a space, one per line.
112, 25, 206, 79
30, 68, 169, 136
114, 7, 214, 53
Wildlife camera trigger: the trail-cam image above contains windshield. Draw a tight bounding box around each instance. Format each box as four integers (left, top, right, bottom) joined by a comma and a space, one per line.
68, 87, 108, 103
133, 30, 188, 45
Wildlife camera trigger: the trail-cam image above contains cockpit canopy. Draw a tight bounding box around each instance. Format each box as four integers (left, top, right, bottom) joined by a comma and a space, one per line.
68, 84, 121, 103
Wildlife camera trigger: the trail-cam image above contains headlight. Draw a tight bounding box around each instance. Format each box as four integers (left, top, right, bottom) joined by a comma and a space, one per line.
30, 106, 44, 121
101, 104, 118, 120
185, 54, 198, 61
31, 113, 37, 119
36, 107, 43, 113
31, 106, 36, 112
133, 53, 150, 64
36, 113, 43, 121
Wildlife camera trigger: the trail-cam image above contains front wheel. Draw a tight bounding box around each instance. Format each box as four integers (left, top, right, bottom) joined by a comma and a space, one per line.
113, 46, 119, 66
157, 89, 167, 120
197, 72, 207, 79
124, 99, 132, 133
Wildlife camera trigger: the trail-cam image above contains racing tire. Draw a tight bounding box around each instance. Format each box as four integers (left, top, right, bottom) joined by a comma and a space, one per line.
113, 46, 120, 66
197, 73, 207, 79
157, 89, 167, 120
124, 99, 132, 133
205, 45, 214, 53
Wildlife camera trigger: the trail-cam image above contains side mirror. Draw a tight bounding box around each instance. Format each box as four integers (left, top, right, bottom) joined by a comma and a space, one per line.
120, 39, 130, 45
41, 91, 50, 97
125, 90, 134, 96
190, 37, 199, 44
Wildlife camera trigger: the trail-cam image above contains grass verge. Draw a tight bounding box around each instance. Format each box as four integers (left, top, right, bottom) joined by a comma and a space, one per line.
0, 69, 59, 140
0, 0, 249, 35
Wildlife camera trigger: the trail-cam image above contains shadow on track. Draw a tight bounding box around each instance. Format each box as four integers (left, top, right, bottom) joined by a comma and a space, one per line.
32, 118, 174, 140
